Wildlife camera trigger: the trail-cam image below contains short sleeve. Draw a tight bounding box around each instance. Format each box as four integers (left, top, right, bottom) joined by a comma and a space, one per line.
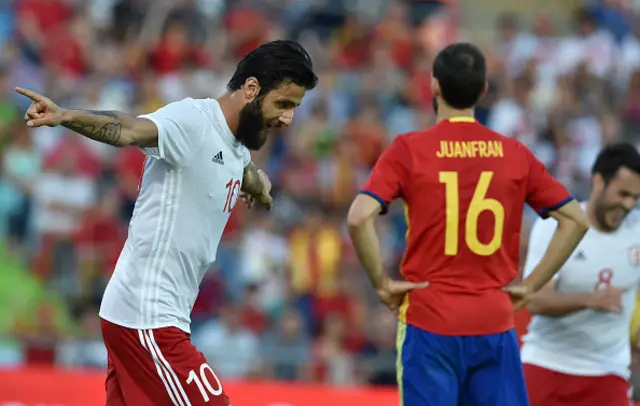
523, 145, 574, 218
138, 98, 207, 168
523, 217, 559, 279
360, 137, 411, 215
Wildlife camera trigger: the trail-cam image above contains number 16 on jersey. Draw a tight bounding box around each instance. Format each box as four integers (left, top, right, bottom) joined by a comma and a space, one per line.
439, 171, 505, 256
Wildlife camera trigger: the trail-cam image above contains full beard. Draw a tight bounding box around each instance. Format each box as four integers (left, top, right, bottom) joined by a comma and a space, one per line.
236, 97, 267, 151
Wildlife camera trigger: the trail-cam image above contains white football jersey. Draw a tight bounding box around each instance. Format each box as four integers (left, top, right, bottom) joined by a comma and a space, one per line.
99, 98, 251, 333
521, 204, 640, 379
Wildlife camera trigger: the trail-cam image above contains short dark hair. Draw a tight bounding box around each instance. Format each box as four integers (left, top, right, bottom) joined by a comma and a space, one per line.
227, 40, 318, 94
432, 43, 486, 110
591, 142, 640, 184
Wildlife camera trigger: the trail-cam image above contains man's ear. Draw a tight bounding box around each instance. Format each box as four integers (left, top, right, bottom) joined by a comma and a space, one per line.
242, 77, 261, 102
592, 172, 605, 195
480, 80, 489, 100
430, 76, 440, 99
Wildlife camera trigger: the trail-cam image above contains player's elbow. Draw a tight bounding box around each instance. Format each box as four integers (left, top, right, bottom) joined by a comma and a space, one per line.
347, 206, 377, 233
347, 194, 383, 231
567, 207, 590, 232
551, 200, 590, 233
576, 216, 590, 233
346, 209, 369, 231
557, 214, 590, 238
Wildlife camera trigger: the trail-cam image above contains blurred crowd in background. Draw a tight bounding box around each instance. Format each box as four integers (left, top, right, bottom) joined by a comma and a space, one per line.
1, 0, 640, 389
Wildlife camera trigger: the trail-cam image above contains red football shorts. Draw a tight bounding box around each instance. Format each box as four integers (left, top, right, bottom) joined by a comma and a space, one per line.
524, 363, 631, 406
101, 318, 230, 406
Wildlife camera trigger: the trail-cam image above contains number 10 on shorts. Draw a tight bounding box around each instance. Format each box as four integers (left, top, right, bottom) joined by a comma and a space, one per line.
187, 363, 223, 402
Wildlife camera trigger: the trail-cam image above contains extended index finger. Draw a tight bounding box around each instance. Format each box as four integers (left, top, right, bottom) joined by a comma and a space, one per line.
15, 87, 44, 102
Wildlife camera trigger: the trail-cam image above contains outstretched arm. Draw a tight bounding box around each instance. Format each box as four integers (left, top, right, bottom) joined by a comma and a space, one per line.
16, 87, 158, 148
60, 109, 159, 147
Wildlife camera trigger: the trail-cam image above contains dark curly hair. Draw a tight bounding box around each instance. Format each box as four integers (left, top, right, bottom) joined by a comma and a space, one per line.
227, 40, 318, 94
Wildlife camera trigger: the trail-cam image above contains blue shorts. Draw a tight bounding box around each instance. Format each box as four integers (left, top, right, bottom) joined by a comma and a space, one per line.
397, 323, 529, 406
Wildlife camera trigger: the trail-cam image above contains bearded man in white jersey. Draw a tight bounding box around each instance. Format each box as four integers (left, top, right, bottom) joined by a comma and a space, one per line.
16, 40, 317, 406
521, 142, 640, 406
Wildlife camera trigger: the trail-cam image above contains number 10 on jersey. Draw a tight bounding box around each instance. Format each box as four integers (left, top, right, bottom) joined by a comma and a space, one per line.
439, 171, 505, 256
223, 178, 241, 213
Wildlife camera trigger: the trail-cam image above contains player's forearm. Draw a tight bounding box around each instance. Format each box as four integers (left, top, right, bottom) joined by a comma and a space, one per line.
527, 290, 594, 317
241, 161, 265, 196
523, 219, 588, 292
60, 109, 154, 147
347, 219, 387, 289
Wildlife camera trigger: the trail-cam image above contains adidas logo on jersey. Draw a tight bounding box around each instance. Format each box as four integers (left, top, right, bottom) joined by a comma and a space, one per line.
212, 151, 224, 165
574, 250, 586, 260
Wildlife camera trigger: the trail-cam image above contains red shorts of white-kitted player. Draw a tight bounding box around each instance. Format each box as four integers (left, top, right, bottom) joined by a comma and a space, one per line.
524, 363, 632, 406
101, 318, 230, 406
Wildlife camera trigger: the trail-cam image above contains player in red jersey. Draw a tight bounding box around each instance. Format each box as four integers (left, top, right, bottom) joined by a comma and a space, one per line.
346, 43, 590, 406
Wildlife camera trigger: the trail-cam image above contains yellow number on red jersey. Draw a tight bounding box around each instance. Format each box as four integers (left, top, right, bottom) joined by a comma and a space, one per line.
439, 171, 505, 256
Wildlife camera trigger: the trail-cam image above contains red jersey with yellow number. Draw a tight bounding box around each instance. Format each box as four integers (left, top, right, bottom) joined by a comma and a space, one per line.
361, 118, 572, 336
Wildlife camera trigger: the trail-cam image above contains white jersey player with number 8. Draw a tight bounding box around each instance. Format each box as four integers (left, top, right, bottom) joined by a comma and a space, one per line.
521, 143, 640, 406
16, 40, 318, 406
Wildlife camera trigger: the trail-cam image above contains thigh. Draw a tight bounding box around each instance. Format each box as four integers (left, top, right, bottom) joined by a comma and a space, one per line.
560, 375, 631, 406
523, 364, 564, 406
148, 328, 230, 406
525, 364, 631, 406
397, 322, 460, 406
460, 330, 529, 406
105, 356, 126, 406
101, 319, 230, 406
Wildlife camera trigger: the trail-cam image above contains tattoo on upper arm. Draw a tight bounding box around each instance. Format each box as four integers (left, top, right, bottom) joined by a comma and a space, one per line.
62, 110, 123, 146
